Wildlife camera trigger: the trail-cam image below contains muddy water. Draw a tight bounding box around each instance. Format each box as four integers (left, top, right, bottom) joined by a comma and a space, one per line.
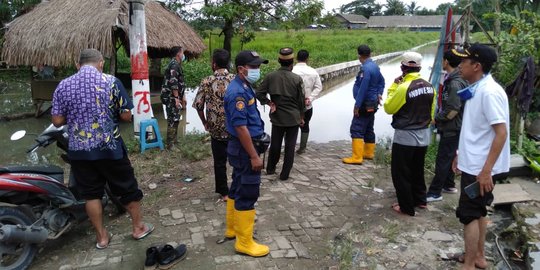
0, 45, 436, 165
306, 45, 436, 143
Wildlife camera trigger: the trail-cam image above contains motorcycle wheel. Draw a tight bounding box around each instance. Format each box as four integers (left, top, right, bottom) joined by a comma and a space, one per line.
104, 184, 126, 215
0, 207, 38, 270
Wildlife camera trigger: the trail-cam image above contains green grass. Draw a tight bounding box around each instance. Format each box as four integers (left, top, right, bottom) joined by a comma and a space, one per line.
115, 29, 439, 88
424, 140, 439, 176
206, 29, 438, 68
381, 221, 401, 243
194, 29, 438, 88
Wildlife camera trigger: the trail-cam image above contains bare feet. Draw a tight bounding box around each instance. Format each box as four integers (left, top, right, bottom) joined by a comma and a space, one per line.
96, 229, 110, 249
474, 257, 488, 269
458, 253, 487, 269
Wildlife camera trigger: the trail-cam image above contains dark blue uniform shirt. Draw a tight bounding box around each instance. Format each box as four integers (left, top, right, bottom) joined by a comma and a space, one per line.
352, 59, 385, 108
224, 76, 264, 138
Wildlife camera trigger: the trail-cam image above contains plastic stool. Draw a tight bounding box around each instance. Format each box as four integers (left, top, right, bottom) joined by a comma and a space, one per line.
139, 119, 164, 153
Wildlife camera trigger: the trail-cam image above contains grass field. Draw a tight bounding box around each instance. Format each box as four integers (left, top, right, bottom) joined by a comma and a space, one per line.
206, 29, 438, 68
186, 29, 438, 87
116, 29, 439, 88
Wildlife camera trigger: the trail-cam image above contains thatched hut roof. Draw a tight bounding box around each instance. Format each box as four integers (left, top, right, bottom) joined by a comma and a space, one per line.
1, 0, 206, 67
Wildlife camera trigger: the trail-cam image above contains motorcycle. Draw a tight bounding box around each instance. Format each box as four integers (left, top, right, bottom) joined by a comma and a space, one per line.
0, 124, 125, 270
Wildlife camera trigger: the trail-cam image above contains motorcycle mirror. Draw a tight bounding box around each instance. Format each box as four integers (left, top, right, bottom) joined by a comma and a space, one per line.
10, 130, 26, 141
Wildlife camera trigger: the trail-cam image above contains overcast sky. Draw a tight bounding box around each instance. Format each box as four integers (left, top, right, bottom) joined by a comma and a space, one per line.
324, 0, 454, 13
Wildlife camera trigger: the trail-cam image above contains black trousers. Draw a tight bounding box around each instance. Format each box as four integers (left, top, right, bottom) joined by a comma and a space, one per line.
267, 125, 299, 179
456, 172, 501, 225
391, 143, 428, 216
427, 135, 459, 196
211, 138, 229, 196
300, 108, 313, 133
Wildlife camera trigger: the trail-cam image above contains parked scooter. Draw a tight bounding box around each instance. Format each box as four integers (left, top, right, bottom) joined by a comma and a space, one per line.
0, 124, 124, 270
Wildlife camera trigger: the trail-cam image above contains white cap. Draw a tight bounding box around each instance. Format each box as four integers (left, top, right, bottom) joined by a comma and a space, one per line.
401, 52, 422, 67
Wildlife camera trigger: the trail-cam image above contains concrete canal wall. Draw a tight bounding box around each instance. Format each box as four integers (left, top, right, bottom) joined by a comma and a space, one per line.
315, 41, 437, 84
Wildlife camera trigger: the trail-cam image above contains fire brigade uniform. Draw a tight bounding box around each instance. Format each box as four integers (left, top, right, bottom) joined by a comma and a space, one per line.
343, 58, 385, 164
224, 74, 269, 257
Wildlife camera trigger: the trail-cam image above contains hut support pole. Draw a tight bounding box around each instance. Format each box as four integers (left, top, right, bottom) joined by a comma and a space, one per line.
110, 30, 117, 75
128, 0, 154, 136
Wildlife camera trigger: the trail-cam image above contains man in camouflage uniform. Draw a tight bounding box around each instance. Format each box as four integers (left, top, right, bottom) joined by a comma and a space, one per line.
161, 46, 186, 149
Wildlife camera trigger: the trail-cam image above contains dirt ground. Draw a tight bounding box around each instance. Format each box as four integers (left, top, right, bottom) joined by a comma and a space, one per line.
26, 141, 523, 270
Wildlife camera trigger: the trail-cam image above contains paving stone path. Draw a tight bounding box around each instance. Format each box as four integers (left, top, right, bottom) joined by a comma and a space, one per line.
30, 141, 484, 270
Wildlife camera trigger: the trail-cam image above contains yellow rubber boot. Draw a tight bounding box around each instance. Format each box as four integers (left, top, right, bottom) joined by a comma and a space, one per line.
234, 209, 269, 257
363, 143, 376, 159
224, 199, 235, 239
342, 138, 364, 165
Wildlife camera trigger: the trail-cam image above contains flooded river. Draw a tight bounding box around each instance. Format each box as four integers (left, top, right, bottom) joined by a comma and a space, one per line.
0, 45, 435, 165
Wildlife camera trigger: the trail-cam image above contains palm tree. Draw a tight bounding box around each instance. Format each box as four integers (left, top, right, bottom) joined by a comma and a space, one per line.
406, 1, 419, 15
384, 0, 406, 15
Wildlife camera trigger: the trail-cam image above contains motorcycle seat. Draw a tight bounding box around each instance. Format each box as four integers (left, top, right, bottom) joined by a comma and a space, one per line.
0, 165, 64, 176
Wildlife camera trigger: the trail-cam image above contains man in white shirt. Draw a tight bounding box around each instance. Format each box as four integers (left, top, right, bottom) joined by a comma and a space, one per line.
292, 50, 323, 154
451, 44, 510, 270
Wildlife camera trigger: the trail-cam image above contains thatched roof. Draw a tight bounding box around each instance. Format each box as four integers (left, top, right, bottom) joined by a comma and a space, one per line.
335, 14, 368, 24
1, 0, 206, 67
368, 15, 462, 28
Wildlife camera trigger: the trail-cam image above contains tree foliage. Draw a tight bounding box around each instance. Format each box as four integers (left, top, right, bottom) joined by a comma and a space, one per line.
493, 11, 540, 85
384, 0, 406, 15
339, 0, 382, 18
281, 0, 324, 30
0, 0, 40, 44
0, 0, 39, 26
200, 0, 323, 52
406, 1, 419, 15
202, 0, 278, 51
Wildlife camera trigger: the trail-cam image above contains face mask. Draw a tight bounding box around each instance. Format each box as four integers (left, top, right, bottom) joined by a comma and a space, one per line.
182, 54, 186, 62
457, 84, 476, 100
457, 75, 487, 101
245, 68, 260, 84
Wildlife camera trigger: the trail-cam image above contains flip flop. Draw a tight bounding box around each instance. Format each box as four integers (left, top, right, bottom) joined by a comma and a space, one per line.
134, 223, 155, 240
96, 233, 113, 249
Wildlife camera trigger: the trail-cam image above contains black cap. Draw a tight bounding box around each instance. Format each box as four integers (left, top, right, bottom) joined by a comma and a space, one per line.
357, 45, 371, 56
451, 43, 497, 64
235, 50, 269, 67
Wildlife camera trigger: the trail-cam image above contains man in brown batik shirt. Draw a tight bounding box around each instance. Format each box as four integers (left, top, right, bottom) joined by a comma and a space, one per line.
193, 49, 235, 201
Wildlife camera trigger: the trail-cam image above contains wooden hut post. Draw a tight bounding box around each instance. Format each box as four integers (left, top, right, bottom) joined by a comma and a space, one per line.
128, 0, 154, 136
110, 27, 117, 75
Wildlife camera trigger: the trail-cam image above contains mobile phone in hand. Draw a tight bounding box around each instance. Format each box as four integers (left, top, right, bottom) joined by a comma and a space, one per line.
464, 181, 480, 199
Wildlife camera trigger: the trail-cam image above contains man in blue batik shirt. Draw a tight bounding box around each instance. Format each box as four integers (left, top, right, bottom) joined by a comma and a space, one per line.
52, 49, 154, 249
342, 45, 385, 165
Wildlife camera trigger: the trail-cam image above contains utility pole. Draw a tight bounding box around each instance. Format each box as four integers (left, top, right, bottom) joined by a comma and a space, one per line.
128, 0, 154, 136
